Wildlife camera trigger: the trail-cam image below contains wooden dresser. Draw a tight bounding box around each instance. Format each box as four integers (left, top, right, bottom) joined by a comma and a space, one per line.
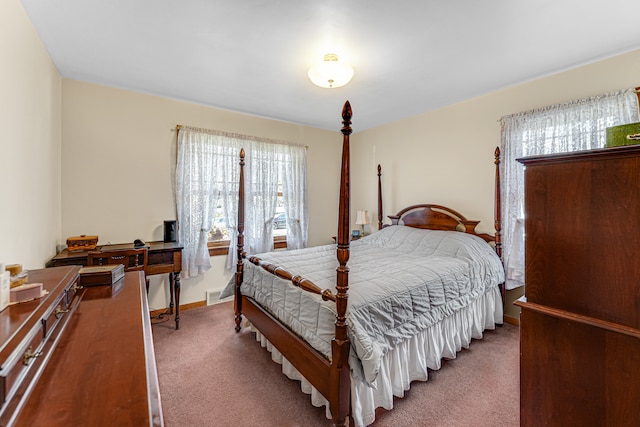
0, 266, 163, 426
516, 145, 640, 426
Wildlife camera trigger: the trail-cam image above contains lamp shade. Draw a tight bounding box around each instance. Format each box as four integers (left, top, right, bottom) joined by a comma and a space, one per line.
307, 54, 354, 89
355, 210, 369, 225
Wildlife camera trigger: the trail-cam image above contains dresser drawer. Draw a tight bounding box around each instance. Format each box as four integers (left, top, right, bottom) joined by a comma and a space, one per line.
64, 281, 83, 309
0, 277, 81, 406
42, 285, 80, 342
0, 266, 82, 423
0, 325, 43, 404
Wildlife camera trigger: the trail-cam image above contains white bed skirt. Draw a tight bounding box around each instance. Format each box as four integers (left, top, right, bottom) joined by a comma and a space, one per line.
250, 286, 504, 427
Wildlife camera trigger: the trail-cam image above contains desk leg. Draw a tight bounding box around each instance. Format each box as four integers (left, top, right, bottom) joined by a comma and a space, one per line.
174, 274, 181, 330
168, 272, 175, 315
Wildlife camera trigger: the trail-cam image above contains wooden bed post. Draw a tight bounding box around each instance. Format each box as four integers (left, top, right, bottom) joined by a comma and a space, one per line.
377, 164, 383, 230
330, 101, 352, 427
494, 147, 502, 259
234, 148, 246, 332
494, 146, 505, 305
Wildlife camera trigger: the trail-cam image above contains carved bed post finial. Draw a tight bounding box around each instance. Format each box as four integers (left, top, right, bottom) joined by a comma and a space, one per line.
234, 148, 246, 332
377, 164, 383, 230
341, 101, 352, 135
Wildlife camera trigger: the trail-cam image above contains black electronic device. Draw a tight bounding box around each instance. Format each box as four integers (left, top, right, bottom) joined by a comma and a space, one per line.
163, 220, 177, 243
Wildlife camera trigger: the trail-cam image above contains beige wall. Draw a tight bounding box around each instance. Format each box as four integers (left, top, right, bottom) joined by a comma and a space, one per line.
351, 48, 640, 318
0, 0, 62, 269
61, 80, 342, 311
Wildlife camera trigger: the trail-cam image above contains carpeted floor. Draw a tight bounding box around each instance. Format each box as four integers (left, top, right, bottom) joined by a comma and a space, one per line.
152, 302, 519, 426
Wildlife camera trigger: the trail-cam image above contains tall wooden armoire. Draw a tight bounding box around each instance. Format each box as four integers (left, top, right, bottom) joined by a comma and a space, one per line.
516, 145, 640, 426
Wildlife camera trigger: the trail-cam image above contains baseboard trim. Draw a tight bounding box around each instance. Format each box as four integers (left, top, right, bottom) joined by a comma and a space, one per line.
504, 315, 520, 327
150, 300, 206, 318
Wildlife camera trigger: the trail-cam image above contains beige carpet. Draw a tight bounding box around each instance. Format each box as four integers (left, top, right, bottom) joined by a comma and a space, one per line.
152, 302, 519, 426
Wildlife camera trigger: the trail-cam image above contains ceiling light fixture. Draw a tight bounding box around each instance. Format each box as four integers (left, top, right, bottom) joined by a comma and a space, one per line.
307, 54, 354, 89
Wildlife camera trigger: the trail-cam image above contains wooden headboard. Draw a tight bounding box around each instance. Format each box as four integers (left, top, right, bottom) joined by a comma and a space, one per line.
387, 204, 494, 243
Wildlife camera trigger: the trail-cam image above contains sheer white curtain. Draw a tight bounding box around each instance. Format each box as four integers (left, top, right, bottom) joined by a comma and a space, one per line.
280, 144, 308, 249
225, 142, 308, 269
176, 126, 308, 277
500, 88, 639, 290
244, 141, 280, 255
176, 127, 239, 278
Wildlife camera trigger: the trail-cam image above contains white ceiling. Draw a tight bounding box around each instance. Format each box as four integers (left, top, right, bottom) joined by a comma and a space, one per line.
20, 0, 640, 131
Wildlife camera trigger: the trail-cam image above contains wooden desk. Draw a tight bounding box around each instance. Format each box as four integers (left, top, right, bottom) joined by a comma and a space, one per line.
46, 241, 183, 330
0, 267, 163, 426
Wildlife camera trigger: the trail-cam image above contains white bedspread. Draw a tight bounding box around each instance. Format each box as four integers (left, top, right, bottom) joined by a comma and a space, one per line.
222, 225, 505, 387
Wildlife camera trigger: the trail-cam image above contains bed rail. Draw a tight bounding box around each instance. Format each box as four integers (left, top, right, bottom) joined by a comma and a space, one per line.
248, 256, 337, 302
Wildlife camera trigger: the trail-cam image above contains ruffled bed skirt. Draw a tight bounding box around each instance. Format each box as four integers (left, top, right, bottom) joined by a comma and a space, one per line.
250, 286, 504, 427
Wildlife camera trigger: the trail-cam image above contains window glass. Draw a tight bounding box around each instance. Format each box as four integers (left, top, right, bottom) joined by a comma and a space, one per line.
208, 183, 286, 242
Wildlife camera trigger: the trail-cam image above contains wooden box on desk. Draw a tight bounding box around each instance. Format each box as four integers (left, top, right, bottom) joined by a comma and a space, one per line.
78, 265, 125, 287
66, 235, 99, 252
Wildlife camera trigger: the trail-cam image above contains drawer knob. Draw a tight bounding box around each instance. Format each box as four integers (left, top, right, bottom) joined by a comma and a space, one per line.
55, 305, 69, 319
23, 346, 43, 366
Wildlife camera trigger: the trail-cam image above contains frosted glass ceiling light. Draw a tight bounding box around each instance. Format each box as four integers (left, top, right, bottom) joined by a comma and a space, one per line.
308, 54, 354, 89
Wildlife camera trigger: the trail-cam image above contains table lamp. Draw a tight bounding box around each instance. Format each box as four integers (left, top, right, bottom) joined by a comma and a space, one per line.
356, 210, 369, 236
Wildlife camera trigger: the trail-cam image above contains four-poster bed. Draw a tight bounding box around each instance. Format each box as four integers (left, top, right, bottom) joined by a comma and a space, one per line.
227, 101, 505, 426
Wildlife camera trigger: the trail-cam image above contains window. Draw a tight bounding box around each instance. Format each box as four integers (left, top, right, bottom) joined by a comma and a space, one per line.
208, 181, 289, 256
176, 126, 307, 278
500, 88, 640, 290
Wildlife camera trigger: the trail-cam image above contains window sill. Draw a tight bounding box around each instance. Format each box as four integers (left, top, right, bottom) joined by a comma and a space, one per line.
208, 236, 287, 257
